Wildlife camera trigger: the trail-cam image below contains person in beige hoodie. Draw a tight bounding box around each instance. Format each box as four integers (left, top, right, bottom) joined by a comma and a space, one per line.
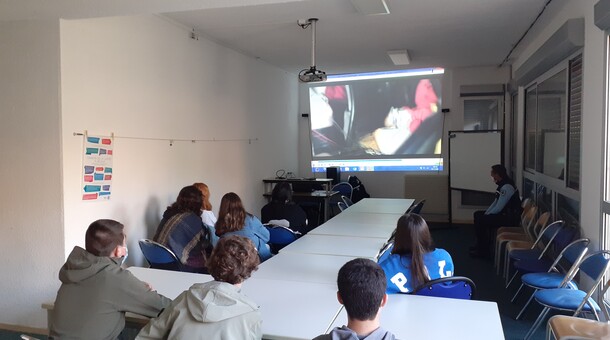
136, 235, 262, 340
50, 219, 171, 340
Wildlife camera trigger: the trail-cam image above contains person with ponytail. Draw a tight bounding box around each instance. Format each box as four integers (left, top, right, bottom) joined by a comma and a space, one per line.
378, 213, 454, 294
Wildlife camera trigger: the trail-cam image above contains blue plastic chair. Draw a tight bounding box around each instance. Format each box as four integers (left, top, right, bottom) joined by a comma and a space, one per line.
332, 182, 353, 200
138, 239, 182, 271
413, 276, 476, 300
265, 225, 300, 254
337, 201, 348, 212
511, 238, 589, 320
523, 250, 610, 340
504, 220, 565, 287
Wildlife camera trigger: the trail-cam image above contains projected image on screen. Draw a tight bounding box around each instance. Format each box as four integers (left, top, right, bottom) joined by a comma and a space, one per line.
309, 68, 444, 172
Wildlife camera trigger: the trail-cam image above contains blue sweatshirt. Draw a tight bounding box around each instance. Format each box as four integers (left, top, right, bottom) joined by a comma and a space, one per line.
222, 215, 272, 261
378, 247, 454, 294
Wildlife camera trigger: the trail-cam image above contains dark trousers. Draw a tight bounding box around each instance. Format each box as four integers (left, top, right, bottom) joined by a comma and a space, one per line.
473, 211, 512, 256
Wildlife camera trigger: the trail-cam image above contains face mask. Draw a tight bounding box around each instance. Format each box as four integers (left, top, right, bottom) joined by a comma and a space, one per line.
121, 246, 129, 265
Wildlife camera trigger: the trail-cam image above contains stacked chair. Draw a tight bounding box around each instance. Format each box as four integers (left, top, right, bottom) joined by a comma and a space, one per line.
490, 199, 610, 340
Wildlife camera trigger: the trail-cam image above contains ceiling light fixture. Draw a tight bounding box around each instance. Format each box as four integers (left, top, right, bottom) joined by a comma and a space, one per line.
350, 0, 390, 15
387, 50, 410, 65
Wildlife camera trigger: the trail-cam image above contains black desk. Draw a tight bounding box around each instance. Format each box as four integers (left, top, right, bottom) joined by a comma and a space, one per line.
263, 178, 337, 223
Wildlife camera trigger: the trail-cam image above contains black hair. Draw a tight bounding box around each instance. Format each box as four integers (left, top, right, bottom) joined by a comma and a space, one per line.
491, 164, 508, 179
85, 219, 125, 256
271, 182, 292, 204
337, 258, 386, 321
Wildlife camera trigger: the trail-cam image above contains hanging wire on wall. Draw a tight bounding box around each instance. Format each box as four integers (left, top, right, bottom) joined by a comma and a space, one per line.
73, 132, 259, 145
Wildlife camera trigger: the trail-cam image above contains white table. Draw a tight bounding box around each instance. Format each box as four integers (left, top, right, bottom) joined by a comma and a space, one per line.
251, 252, 360, 284
328, 294, 505, 340
308, 216, 397, 239
280, 234, 386, 258
242, 278, 342, 340
127, 267, 213, 299
128, 267, 342, 340
346, 198, 414, 214
329, 211, 404, 227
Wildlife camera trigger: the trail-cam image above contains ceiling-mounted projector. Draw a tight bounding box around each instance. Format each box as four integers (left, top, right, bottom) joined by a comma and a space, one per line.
298, 18, 327, 83
299, 66, 327, 82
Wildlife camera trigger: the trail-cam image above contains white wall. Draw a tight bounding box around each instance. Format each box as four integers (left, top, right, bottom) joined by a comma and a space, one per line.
297, 66, 510, 222
60, 15, 299, 264
0, 19, 64, 328
511, 0, 604, 248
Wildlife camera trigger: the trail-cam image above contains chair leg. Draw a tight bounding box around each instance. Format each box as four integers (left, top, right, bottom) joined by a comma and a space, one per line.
515, 291, 536, 320
511, 283, 525, 303
506, 270, 519, 289
524, 307, 550, 340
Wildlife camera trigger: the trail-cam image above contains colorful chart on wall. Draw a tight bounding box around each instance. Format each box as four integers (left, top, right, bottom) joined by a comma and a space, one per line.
81, 134, 113, 201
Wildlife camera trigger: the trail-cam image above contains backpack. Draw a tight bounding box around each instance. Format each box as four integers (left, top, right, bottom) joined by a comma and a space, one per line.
348, 175, 370, 203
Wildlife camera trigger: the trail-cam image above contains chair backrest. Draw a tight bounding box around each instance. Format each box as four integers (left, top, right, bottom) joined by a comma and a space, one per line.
522, 197, 534, 212
520, 205, 538, 236
410, 200, 426, 214
413, 276, 476, 300
563, 251, 610, 316
338, 201, 348, 212
265, 225, 300, 245
332, 182, 354, 199
138, 239, 182, 271
527, 211, 550, 240
341, 195, 354, 207
531, 220, 565, 258
547, 238, 589, 274
376, 241, 393, 261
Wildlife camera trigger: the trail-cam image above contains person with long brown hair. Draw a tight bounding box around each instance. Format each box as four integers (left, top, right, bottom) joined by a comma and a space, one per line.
153, 185, 213, 273
378, 213, 454, 294
215, 192, 272, 261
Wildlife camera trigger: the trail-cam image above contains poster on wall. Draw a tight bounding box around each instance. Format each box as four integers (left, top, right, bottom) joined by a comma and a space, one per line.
81, 134, 113, 201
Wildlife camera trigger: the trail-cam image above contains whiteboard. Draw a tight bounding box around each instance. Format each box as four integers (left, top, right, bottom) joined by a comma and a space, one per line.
449, 130, 502, 193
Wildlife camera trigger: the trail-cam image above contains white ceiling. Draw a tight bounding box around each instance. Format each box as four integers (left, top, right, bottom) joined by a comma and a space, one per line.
1, 0, 552, 75
164, 0, 551, 74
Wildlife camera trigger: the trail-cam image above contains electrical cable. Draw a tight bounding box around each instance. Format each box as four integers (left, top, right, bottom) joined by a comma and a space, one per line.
498, 0, 554, 67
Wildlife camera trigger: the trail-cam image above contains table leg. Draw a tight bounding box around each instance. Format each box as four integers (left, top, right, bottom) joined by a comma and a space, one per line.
324, 197, 330, 222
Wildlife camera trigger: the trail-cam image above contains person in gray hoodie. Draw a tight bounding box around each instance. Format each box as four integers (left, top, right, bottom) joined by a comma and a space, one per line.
49, 219, 171, 340
136, 235, 262, 340
313, 258, 396, 340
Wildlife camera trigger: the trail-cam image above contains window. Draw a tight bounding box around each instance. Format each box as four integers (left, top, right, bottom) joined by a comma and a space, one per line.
525, 87, 537, 170
511, 93, 518, 172
518, 52, 581, 225
463, 97, 503, 131
537, 69, 567, 177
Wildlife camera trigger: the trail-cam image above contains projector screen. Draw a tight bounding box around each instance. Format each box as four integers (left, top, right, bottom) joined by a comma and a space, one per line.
309, 68, 444, 172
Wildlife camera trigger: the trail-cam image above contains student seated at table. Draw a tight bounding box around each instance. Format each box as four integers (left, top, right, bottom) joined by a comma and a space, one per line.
314, 258, 396, 340
215, 192, 272, 261
50, 219, 172, 339
261, 182, 309, 234
378, 213, 454, 294
193, 182, 220, 246
136, 235, 262, 340
154, 185, 214, 273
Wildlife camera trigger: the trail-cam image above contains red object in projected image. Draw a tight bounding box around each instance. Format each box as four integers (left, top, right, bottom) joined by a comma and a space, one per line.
82, 193, 98, 200
101, 139, 112, 145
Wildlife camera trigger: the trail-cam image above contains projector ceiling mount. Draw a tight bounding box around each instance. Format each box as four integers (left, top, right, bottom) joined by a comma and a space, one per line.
298, 18, 327, 83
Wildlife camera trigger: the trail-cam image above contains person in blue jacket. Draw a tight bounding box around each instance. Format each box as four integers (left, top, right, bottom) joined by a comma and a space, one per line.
378, 213, 453, 294
469, 164, 522, 258
215, 192, 272, 261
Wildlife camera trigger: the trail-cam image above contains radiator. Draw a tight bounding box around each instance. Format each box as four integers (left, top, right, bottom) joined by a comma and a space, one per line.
404, 174, 449, 222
